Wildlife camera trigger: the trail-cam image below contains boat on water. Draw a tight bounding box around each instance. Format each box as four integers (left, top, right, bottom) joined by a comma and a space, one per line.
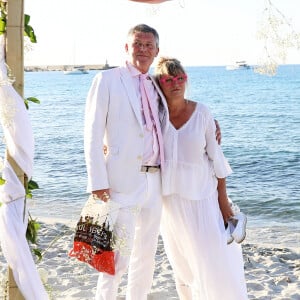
226, 61, 251, 70
63, 66, 88, 75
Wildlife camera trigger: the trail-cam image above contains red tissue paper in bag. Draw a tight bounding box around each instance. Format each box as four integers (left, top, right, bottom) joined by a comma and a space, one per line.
69, 242, 115, 275
69, 216, 115, 275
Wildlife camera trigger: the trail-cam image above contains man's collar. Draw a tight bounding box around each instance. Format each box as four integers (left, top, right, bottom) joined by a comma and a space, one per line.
126, 61, 148, 77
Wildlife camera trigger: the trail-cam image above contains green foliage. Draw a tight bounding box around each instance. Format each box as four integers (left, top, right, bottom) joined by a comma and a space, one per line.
26, 178, 39, 199
0, 2, 7, 35
32, 248, 43, 261
26, 213, 43, 262
24, 179, 43, 260
26, 215, 41, 244
24, 14, 37, 43
24, 96, 40, 110
0, 17, 5, 35
0, 4, 37, 43
28, 178, 39, 190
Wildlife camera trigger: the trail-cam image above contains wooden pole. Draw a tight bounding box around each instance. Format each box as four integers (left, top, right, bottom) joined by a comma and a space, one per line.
5, 0, 25, 299
6, 0, 24, 95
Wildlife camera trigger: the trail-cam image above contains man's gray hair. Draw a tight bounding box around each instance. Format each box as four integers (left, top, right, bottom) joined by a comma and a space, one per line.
127, 24, 159, 47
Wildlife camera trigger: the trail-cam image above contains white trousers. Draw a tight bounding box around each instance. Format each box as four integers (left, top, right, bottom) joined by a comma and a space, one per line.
95, 171, 162, 300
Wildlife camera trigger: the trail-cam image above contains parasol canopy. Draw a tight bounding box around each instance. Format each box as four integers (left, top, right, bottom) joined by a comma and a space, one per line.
129, 0, 170, 3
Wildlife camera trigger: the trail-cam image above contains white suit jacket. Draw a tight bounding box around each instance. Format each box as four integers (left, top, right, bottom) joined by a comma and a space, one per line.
84, 65, 169, 194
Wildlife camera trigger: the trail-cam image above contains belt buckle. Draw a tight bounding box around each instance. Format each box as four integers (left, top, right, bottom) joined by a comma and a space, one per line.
141, 165, 160, 173
148, 167, 157, 173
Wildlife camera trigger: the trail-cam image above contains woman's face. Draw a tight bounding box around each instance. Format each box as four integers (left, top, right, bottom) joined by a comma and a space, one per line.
158, 73, 187, 101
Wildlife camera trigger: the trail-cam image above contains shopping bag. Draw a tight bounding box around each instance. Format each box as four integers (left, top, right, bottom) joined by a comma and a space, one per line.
69, 195, 120, 275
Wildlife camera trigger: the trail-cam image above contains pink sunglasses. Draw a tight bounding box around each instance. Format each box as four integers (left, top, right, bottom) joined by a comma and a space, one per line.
159, 74, 187, 85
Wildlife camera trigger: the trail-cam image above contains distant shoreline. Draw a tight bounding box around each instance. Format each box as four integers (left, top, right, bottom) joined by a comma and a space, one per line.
24, 63, 300, 72
24, 64, 117, 72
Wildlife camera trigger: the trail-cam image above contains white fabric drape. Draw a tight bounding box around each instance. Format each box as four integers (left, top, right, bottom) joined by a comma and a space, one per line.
0, 34, 48, 299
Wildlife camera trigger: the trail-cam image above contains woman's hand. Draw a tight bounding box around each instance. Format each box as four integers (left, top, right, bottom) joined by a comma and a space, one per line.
214, 119, 221, 145
219, 199, 234, 223
217, 178, 233, 223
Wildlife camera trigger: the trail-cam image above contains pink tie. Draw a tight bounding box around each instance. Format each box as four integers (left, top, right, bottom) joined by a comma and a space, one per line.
139, 74, 165, 168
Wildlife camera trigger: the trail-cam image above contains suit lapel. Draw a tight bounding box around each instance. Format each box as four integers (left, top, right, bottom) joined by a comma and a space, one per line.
119, 67, 143, 128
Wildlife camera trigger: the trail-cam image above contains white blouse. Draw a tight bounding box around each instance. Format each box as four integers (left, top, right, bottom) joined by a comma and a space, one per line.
162, 102, 232, 201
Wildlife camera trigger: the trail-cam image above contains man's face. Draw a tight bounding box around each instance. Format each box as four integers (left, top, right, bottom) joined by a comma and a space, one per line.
125, 31, 159, 73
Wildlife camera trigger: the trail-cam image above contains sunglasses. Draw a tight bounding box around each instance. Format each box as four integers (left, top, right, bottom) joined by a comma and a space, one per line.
159, 74, 187, 86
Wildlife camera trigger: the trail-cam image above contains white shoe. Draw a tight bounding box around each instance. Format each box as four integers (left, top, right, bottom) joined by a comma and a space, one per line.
226, 222, 234, 244
230, 212, 247, 243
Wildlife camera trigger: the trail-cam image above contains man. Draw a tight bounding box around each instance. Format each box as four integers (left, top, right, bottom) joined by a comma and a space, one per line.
84, 24, 167, 300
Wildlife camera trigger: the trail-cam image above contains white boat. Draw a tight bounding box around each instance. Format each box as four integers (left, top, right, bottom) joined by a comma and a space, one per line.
226, 61, 251, 70
63, 67, 88, 75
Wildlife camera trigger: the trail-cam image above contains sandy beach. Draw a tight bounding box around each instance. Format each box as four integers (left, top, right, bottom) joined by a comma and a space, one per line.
0, 218, 299, 300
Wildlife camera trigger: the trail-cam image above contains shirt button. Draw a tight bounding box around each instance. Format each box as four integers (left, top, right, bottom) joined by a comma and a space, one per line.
137, 155, 142, 160
139, 133, 144, 138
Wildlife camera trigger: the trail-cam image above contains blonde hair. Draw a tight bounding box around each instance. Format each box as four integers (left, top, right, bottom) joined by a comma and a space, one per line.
155, 56, 186, 79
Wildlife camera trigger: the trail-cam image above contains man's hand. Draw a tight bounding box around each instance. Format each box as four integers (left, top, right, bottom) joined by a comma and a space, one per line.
214, 119, 221, 145
92, 189, 110, 202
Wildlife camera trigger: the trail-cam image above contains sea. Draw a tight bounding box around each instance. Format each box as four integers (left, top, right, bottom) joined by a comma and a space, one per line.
1, 65, 299, 248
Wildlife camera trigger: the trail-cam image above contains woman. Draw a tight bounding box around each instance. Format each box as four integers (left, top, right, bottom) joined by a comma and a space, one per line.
155, 57, 248, 299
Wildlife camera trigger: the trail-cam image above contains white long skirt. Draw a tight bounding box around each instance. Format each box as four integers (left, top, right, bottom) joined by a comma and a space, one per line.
160, 191, 248, 300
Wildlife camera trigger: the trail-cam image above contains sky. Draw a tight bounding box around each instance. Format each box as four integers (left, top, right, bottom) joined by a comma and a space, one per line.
24, 0, 300, 67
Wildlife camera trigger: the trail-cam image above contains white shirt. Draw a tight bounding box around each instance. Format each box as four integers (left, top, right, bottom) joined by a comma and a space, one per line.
162, 102, 232, 200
